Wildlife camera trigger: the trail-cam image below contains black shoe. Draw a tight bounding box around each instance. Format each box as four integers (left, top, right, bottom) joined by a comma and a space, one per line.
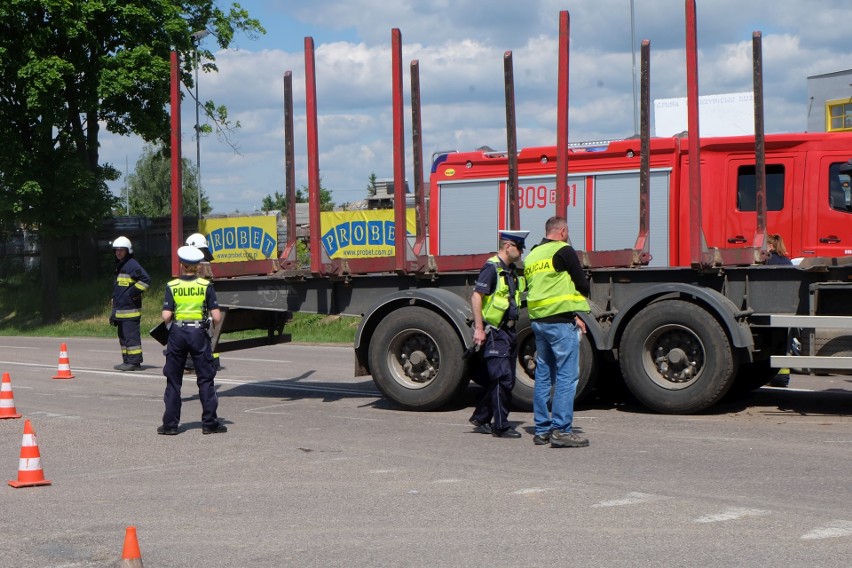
202, 422, 228, 435
469, 418, 492, 434
533, 432, 551, 445
113, 363, 127, 370
115, 363, 140, 371
157, 425, 179, 435
492, 427, 522, 439
550, 429, 589, 448
769, 376, 790, 388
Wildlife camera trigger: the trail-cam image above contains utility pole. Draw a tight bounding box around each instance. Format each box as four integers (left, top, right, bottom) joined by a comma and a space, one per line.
191, 29, 211, 219
124, 155, 129, 215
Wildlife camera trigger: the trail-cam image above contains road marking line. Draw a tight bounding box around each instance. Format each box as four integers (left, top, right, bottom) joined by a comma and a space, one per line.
327, 414, 382, 422
433, 479, 463, 484
28, 411, 82, 420
802, 521, 852, 540
592, 492, 668, 508
514, 488, 548, 495
245, 403, 298, 415
694, 507, 770, 523
0, 345, 40, 349
215, 357, 293, 363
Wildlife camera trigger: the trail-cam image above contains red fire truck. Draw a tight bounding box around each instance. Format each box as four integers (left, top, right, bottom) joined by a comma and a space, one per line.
429, 133, 852, 265
171, 2, 852, 414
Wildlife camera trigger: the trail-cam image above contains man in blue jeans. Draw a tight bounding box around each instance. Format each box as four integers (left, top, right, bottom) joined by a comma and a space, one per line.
523, 216, 591, 448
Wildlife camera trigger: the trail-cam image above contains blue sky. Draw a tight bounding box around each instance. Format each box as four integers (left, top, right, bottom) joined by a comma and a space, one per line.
100, 0, 852, 214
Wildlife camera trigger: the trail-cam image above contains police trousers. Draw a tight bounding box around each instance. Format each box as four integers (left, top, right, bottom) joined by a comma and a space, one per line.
470, 326, 517, 431
162, 324, 219, 429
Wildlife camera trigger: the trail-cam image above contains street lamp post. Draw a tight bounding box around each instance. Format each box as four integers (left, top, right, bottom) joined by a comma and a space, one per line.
190, 29, 210, 220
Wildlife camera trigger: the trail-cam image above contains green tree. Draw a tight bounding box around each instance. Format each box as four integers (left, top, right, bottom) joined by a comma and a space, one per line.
366, 171, 378, 197
0, 1, 263, 322
262, 178, 334, 214
125, 145, 211, 217
261, 188, 305, 215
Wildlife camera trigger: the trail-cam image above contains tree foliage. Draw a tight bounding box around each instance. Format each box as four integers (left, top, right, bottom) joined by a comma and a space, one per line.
0, 1, 262, 236
366, 172, 378, 197
123, 144, 211, 217
0, 1, 264, 321
262, 179, 334, 214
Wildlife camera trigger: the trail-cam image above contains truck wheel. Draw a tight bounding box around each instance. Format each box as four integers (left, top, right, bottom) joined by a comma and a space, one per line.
619, 300, 735, 414
369, 306, 467, 410
511, 324, 597, 411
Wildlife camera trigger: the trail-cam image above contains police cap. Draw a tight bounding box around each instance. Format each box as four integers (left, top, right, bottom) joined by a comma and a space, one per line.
177, 245, 205, 265
499, 230, 530, 250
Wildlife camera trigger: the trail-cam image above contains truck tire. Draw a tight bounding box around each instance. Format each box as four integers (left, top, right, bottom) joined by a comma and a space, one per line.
511, 324, 597, 411
369, 306, 467, 410
619, 300, 736, 414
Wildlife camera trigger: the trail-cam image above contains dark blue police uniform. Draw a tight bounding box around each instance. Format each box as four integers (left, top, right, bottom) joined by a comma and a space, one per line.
469, 258, 521, 432
161, 275, 221, 433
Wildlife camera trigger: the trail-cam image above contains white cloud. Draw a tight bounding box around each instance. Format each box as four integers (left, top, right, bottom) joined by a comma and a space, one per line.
101, 0, 852, 214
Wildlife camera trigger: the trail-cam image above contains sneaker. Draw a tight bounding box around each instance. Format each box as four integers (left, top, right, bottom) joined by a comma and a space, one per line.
492, 427, 522, 439
202, 422, 228, 435
469, 418, 492, 435
157, 425, 179, 435
550, 430, 589, 448
533, 432, 551, 445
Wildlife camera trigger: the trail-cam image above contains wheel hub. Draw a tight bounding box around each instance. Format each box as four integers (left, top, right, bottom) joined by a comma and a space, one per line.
650, 328, 703, 385
401, 348, 437, 383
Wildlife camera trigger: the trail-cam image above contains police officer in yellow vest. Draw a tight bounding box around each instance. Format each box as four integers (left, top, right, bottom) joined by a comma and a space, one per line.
524, 216, 590, 448
183, 232, 222, 372
158, 246, 226, 435
468, 230, 528, 439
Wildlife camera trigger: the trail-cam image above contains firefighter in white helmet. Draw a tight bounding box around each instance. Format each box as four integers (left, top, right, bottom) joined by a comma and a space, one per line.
184, 232, 222, 371
185, 232, 214, 262
110, 236, 151, 371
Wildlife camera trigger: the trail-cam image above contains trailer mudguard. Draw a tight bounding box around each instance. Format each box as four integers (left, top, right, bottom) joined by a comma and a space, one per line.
602, 283, 753, 351
354, 288, 474, 375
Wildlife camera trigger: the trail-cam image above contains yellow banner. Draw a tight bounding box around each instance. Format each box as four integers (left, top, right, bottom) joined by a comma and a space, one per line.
199, 215, 278, 263
320, 209, 416, 258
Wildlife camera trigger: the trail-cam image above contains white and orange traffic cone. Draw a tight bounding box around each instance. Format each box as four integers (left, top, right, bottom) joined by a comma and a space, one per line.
0, 372, 22, 419
120, 526, 144, 567
52, 342, 75, 379
8, 419, 51, 488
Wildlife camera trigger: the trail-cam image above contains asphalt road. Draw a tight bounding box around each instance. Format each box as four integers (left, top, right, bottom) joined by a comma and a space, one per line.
1, 336, 851, 567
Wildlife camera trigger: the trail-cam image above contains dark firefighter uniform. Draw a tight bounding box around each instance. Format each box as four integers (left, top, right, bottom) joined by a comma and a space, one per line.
469, 232, 527, 435
159, 246, 225, 435
111, 242, 150, 369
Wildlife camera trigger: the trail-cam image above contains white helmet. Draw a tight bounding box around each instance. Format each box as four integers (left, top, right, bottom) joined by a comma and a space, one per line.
185, 232, 213, 261
185, 233, 209, 249
112, 236, 133, 254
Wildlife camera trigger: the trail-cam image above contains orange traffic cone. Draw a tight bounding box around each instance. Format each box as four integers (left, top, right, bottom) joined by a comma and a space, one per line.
120, 526, 144, 567
0, 372, 22, 419
52, 342, 74, 379
8, 419, 51, 488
